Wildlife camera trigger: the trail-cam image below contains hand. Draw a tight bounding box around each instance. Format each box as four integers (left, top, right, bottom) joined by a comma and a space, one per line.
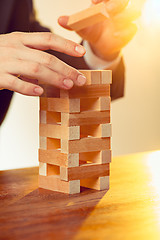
58, 0, 140, 61
0, 32, 86, 96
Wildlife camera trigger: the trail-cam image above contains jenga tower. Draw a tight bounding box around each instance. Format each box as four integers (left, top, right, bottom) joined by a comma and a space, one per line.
39, 70, 112, 194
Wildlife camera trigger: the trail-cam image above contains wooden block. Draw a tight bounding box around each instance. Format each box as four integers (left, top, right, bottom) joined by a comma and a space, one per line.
101, 123, 112, 138
39, 136, 47, 150
39, 175, 80, 194
40, 98, 47, 111
90, 71, 101, 84
79, 150, 111, 164
40, 111, 46, 124
101, 150, 112, 163
39, 149, 67, 167
60, 85, 110, 99
80, 123, 111, 138
80, 124, 101, 138
79, 70, 101, 85
80, 97, 110, 112
47, 164, 60, 176
39, 162, 47, 176
80, 98, 98, 112
81, 176, 109, 190
79, 151, 101, 164
61, 111, 110, 126
67, 2, 109, 31
99, 97, 111, 111
40, 124, 80, 140
48, 98, 80, 113
100, 70, 112, 84
39, 149, 79, 167
47, 138, 61, 150
61, 137, 110, 153
60, 163, 109, 181
40, 84, 60, 98
46, 111, 61, 124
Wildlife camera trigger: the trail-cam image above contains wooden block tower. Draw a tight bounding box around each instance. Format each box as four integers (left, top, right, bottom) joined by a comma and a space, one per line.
39, 70, 112, 194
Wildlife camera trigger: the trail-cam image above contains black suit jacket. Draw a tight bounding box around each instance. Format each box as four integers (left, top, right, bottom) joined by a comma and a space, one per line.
0, 0, 125, 125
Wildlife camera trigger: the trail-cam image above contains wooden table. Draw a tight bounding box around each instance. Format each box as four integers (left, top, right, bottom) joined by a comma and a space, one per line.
1, 151, 160, 240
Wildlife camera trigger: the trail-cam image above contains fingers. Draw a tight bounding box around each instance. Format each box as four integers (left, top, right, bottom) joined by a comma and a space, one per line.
16, 46, 82, 80
113, 23, 137, 52
5, 46, 86, 88
0, 74, 43, 96
58, 16, 72, 30
2, 58, 86, 90
17, 32, 86, 56
92, 0, 129, 16
113, 2, 141, 27
0, 32, 88, 95
114, 10, 141, 26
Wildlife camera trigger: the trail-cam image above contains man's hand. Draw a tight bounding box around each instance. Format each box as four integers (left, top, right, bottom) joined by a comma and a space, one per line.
58, 0, 140, 61
0, 32, 86, 96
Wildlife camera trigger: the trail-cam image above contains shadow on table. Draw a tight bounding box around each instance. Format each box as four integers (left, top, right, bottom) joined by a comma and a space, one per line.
0, 186, 108, 240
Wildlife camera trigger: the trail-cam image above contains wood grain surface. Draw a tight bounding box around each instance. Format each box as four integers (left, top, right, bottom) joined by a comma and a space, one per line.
1, 151, 160, 240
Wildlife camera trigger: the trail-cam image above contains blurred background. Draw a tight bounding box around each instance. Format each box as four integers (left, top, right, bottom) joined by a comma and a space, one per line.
0, 0, 160, 170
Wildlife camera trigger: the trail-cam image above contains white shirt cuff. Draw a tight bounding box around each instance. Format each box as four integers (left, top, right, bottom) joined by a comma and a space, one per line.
83, 40, 121, 71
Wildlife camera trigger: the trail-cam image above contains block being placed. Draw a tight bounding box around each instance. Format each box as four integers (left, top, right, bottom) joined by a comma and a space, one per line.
67, 2, 109, 31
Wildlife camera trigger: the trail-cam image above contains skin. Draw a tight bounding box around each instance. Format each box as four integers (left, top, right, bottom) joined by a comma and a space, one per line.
58, 0, 141, 61
0, 32, 86, 96
0, 0, 140, 97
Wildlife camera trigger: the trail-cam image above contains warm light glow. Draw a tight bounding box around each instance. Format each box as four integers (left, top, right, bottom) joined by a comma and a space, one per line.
147, 151, 160, 194
147, 151, 160, 225
142, 0, 160, 26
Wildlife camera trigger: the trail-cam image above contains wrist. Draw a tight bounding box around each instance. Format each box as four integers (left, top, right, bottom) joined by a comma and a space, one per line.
90, 43, 120, 62
83, 40, 121, 70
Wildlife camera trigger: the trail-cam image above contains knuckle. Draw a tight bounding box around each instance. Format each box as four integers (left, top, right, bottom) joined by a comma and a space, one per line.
31, 62, 41, 74
9, 32, 22, 40
65, 67, 78, 80
43, 54, 53, 67
4, 32, 22, 48
7, 77, 17, 88
43, 32, 53, 46
63, 40, 71, 51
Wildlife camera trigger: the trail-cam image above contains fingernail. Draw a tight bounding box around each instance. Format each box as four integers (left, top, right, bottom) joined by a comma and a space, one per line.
34, 87, 43, 95
75, 45, 86, 55
63, 79, 74, 89
77, 75, 86, 86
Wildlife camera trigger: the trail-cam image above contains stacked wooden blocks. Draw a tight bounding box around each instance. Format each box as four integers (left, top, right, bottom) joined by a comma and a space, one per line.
39, 70, 112, 194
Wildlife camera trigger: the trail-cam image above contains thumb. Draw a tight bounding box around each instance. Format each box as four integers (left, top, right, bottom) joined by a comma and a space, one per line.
58, 16, 73, 31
